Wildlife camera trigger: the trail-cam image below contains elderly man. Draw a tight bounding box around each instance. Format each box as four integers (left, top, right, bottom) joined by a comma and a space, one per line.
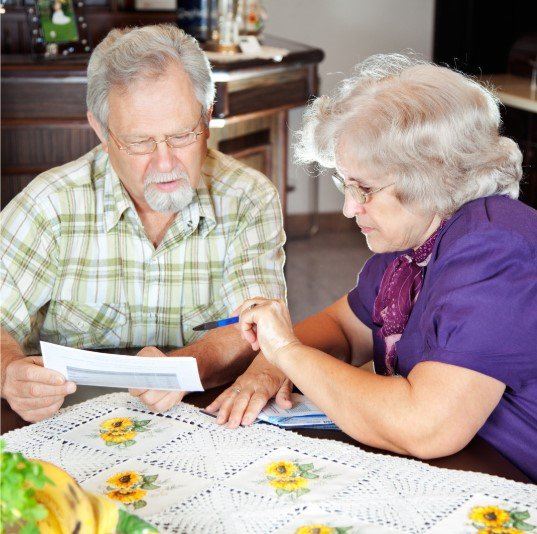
0, 24, 286, 422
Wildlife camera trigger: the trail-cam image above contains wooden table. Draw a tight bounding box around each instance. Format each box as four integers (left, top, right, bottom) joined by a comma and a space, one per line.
2, 386, 531, 484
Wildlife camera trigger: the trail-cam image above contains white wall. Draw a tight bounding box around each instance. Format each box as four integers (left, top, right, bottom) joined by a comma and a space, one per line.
262, 0, 435, 214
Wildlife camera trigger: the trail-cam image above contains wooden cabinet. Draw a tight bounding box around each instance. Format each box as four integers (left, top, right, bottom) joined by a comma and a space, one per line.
1, 32, 324, 217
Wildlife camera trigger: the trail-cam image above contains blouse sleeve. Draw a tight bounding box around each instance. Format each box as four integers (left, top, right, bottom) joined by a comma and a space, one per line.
422, 228, 537, 390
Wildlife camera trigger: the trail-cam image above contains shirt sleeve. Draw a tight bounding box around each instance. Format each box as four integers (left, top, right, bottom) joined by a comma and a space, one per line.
422, 228, 537, 389
0, 193, 58, 345
219, 182, 286, 312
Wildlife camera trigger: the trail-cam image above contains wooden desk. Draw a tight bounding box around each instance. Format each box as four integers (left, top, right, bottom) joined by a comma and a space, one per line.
2, 386, 531, 484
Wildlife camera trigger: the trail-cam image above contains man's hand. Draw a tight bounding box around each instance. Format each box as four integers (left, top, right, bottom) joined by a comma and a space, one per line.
128, 346, 187, 412
205, 352, 293, 428
2, 356, 76, 422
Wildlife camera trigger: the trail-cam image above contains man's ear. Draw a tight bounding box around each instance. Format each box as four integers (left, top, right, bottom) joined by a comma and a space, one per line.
205, 105, 213, 140
87, 111, 109, 152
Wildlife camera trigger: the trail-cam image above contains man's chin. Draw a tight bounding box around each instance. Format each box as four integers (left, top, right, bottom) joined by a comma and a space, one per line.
144, 187, 194, 213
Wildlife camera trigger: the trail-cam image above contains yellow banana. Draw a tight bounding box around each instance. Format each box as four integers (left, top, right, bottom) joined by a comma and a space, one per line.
36, 506, 63, 533
87, 491, 119, 534
31, 459, 95, 534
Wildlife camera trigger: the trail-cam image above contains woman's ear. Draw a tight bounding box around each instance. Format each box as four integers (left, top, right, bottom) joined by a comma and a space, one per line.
87, 112, 109, 153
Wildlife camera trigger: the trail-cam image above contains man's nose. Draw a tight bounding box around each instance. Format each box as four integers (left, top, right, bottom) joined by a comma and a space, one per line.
153, 139, 175, 172
342, 195, 366, 218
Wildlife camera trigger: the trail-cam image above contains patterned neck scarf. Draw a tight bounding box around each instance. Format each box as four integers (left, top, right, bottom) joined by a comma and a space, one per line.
372, 222, 445, 375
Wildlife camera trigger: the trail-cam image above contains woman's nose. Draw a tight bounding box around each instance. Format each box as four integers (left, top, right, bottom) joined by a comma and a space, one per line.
342, 195, 366, 218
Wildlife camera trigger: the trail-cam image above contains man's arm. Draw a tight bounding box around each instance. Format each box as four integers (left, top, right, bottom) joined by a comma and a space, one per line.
129, 324, 255, 413
1, 327, 76, 422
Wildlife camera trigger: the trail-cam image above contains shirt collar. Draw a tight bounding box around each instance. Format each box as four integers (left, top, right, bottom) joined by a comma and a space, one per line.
104, 161, 136, 232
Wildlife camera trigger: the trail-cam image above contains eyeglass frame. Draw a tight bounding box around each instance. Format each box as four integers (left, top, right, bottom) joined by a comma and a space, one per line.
107, 112, 207, 156
331, 172, 395, 204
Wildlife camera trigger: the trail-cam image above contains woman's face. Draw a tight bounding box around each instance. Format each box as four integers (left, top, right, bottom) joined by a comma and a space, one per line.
336, 135, 442, 253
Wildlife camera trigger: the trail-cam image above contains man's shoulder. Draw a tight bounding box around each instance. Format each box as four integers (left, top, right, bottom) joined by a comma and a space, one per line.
14, 146, 107, 206
203, 149, 277, 200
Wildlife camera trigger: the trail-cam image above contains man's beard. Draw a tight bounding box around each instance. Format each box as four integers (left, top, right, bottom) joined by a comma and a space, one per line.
143, 168, 195, 213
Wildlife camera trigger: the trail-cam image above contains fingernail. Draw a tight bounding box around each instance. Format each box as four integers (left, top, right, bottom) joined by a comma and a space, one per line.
66, 382, 76, 393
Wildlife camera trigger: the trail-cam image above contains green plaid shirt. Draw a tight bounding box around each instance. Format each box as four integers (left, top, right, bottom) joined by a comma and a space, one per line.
1, 147, 286, 354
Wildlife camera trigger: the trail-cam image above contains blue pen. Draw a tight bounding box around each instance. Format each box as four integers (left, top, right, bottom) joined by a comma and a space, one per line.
192, 316, 239, 331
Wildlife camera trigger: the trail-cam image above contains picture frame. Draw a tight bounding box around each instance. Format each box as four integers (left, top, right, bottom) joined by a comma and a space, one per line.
27, 0, 92, 58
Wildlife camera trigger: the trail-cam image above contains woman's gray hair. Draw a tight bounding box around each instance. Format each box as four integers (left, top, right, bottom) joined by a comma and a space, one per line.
295, 53, 523, 217
87, 24, 215, 135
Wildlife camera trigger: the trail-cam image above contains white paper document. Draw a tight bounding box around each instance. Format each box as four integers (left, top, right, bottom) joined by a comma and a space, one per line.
257, 393, 339, 429
41, 341, 203, 391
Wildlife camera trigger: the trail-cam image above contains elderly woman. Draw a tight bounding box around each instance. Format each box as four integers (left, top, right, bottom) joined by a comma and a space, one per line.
206, 54, 537, 481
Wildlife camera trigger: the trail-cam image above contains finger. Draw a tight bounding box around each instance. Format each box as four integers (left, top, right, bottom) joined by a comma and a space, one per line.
137, 346, 164, 357
136, 390, 185, 412
240, 393, 273, 426
128, 388, 148, 397
11, 358, 67, 386
12, 394, 67, 411
150, 391, 186, 413
20, 381, 76, 400
226, 393, 254, 428
19, 399, 64, 423
214, 386, 247, 425
275, 379, 293, 409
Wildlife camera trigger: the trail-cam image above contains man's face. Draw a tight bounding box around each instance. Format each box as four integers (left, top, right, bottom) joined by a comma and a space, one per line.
92, 62, 209, 214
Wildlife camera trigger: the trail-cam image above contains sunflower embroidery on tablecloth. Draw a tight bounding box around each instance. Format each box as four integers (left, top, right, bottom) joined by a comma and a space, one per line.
264, 460, 325, 498
468, 504, 536, 533
98, 416, 151, 447
105, 469, 160, 510
294, 525, 353, 534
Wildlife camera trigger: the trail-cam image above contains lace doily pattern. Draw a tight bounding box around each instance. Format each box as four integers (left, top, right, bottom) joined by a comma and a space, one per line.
4, 393, 536, 533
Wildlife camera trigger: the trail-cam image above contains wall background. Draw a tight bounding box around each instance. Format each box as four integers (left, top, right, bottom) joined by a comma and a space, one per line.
262, 0, 435, 215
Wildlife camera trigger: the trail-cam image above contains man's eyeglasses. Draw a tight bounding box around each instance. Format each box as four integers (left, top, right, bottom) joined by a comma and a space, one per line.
108, 113, 206, 156
331, 172, 394, 205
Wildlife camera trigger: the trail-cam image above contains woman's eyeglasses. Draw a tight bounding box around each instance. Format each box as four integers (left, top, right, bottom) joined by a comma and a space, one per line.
331, 172, 394, 204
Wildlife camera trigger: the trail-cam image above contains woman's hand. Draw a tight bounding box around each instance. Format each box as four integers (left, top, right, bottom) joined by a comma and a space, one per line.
205, 353, 293, 428
238, 297, 301, 365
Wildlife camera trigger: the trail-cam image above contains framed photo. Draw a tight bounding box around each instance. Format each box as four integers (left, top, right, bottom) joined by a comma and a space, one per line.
27, 0, 92, 58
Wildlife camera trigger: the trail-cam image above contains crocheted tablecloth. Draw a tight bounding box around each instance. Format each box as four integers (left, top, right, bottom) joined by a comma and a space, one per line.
4, 392, 536, 533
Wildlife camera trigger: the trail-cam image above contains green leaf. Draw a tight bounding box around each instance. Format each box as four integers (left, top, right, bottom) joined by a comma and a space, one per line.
298, 463, 314, 472
116, 509, 158, 534
134, 420, 151, 427
275, 489, 288, 496
294, 487, 310, 498
142, 475, 159, 484
335, 528, 353, 534
132, 499, 147, 509
140, 483, 160, 490
105, 441, 117, 446
511, 511, 531, 521
513, 520, 536, 531
301, 472, 319, 479
122, 440, 137, 447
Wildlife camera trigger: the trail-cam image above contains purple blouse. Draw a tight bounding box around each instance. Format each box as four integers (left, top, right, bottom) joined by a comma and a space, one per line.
348, 195, 537, 481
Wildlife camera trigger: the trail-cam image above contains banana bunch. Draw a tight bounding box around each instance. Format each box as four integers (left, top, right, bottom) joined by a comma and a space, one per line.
32, 459, 158, 534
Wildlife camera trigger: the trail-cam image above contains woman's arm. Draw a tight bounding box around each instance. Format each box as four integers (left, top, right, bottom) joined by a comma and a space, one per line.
239, 298, 506, 458
206, 295, 374, 427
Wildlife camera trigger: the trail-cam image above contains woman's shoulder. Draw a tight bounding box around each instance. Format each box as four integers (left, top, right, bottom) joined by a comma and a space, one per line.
436, 195, 537, 258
